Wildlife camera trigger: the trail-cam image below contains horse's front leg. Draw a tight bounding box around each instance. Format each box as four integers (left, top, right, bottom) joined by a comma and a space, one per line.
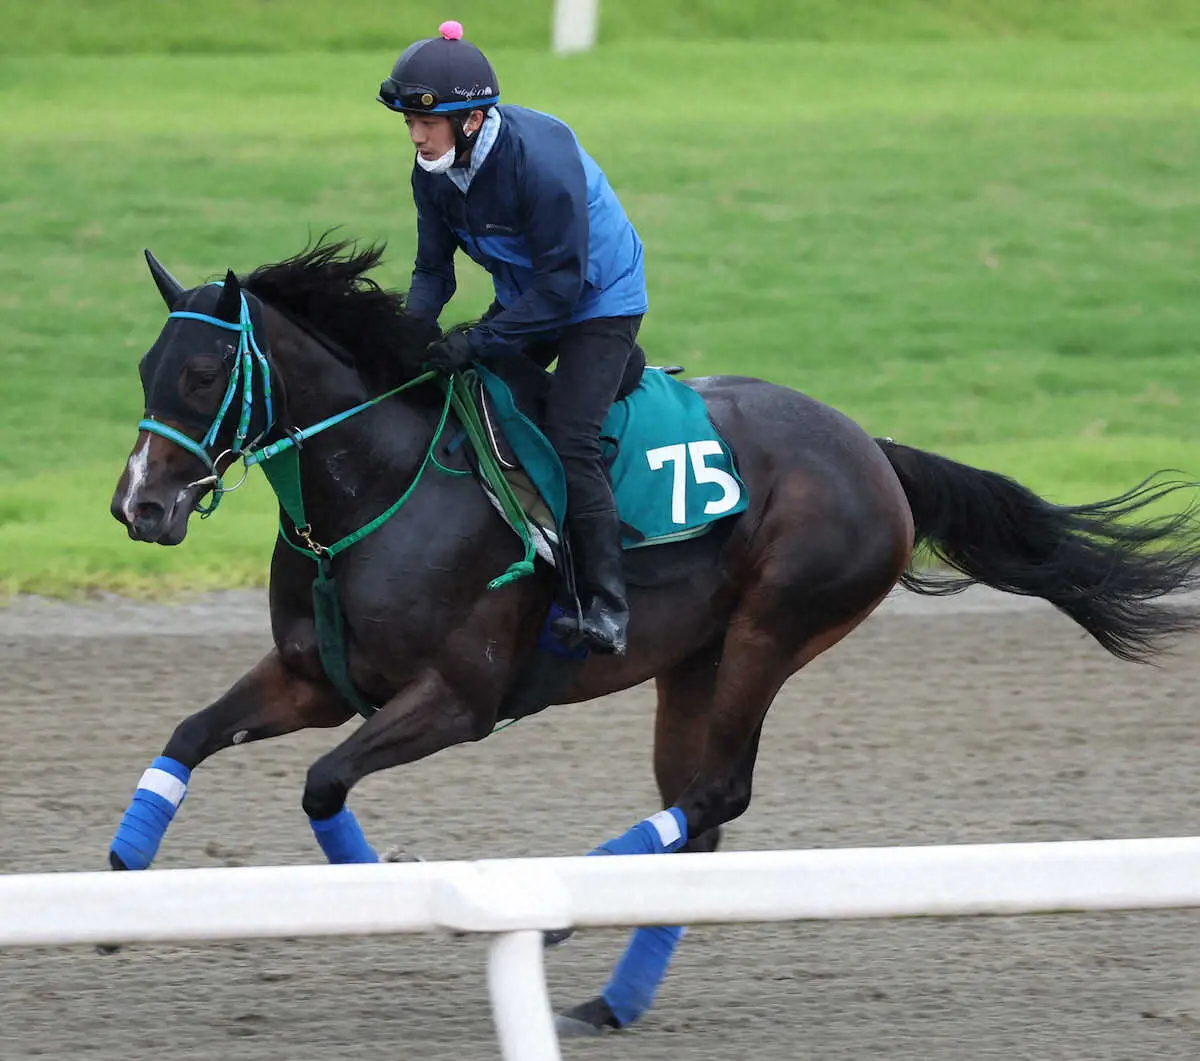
300, 667, 494, 864
109, 648, 354, 870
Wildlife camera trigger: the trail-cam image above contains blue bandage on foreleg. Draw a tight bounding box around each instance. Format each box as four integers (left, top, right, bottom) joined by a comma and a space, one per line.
593, 806, 688, 856
110, 756, 191, 870
603, 925, 687, 1026
309, 807, 379, 864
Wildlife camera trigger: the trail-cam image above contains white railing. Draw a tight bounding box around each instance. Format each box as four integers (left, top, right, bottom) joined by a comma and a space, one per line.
5, 837, 1200, 1060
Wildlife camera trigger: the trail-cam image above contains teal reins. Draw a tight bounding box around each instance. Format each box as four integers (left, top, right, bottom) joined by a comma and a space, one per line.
135, 282, 536, 589
137, 284, 430, 517
134, 282, 542, 717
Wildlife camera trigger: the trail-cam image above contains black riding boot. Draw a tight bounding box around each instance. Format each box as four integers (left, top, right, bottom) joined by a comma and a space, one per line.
552, 510, 629, 656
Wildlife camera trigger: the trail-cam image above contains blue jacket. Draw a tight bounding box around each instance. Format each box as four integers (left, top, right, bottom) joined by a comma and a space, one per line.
407, 105, 648, 357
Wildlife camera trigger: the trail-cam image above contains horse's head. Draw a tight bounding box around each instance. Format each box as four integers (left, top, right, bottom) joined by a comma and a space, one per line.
111, 251, 276, 544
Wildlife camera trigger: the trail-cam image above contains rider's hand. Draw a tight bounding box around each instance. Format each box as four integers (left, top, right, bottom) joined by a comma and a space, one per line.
424, 330, 474, 374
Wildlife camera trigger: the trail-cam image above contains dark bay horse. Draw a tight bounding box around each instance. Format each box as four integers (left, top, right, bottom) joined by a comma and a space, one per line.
110, 240, 1200, 1035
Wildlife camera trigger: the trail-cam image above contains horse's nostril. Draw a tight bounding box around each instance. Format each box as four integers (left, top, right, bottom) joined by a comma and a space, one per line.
130, 500, 167, 539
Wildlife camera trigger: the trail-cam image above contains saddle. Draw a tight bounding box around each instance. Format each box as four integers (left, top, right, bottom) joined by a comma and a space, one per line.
455, 350, 687, 554
452, 349, 746, 589
471, 345, 669, 471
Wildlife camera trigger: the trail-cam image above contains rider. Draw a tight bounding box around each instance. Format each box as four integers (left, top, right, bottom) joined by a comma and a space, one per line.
378, 21, 648, 657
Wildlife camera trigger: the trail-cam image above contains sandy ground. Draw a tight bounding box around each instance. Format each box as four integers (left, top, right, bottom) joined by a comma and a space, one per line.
2, 588, 1200, 1060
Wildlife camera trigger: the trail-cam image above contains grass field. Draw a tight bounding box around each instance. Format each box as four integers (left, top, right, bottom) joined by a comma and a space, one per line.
2, 30, 1199, 596
7, 0, 1200, 53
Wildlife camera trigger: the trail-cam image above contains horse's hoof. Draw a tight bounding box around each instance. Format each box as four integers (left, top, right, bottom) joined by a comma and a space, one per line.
556, 1013, 607, 1038
381, 845, 424, 863
555, 996, 619, 1038
543, 926, 575, 948
100, 850, 129, 952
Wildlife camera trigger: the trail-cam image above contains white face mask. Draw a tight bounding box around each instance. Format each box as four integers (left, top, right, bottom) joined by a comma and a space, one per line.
416, 146, 456, 175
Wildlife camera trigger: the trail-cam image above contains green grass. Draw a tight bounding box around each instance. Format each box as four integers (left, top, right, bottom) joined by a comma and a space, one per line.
0, 468, 280, 599
5, 0, 1200, 55
2, 40, 1199, 596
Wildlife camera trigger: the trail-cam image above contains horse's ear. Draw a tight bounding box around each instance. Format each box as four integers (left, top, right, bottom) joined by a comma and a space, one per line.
144, 248, 185, 308
214, 269, 242, 323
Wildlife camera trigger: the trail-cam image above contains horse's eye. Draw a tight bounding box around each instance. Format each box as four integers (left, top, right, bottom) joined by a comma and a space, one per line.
189, 368, 221, 389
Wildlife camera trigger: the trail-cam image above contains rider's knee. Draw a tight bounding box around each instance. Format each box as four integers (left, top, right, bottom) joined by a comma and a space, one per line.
543, 425, 601, 465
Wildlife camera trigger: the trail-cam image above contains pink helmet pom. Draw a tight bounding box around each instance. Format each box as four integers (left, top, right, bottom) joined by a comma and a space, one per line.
439, 20, 464, 40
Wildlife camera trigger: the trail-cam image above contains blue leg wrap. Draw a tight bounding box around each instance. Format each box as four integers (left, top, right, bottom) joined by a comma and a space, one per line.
110, 756, 191, 870
590, 806, 689, 1025
593, 806, 688, 856
309, 807, 379, 864
602, 925, 687, 1026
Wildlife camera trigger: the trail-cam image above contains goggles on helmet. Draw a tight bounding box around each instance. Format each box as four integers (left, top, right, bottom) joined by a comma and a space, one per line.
377, 77, 496, 114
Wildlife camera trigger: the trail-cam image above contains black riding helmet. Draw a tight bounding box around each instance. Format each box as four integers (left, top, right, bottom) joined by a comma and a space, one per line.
378, 21, 499, 164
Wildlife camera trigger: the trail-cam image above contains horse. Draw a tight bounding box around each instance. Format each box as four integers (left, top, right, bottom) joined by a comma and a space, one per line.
110, 238, 1200, 1036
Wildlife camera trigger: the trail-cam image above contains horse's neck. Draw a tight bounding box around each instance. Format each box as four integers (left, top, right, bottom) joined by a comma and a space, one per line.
271, 315, 439, 536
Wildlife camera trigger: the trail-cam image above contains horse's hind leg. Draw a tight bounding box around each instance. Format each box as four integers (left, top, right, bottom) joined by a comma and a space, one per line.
576, 619, 800, 865
652, 639, 727, 855
673, 580, 895, 849
564, 610, 873, 1026
558, 641, 736, 1035
672, 469, 911, 846
109, 649, 353, 871
564, 516, 904, 1032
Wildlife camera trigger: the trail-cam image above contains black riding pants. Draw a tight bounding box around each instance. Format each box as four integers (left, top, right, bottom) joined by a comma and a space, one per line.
538, 315, 644, 522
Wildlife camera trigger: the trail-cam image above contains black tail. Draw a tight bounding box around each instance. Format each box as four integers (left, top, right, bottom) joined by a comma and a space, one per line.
877, 439, 1200, 662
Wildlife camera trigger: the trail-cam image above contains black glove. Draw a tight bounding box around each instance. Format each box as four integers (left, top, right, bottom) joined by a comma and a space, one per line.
424, 330, 474, 374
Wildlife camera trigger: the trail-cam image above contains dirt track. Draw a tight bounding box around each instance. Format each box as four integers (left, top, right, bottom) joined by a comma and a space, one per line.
2, 590, 1200, 1060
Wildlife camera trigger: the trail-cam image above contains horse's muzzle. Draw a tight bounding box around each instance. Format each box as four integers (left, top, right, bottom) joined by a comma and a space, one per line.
123, 498, 167, 541
110, 491, 190, 545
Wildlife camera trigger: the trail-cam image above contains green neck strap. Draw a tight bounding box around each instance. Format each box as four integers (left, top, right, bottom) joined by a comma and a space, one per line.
260, 374, 452, 562
261, 370, 537, 589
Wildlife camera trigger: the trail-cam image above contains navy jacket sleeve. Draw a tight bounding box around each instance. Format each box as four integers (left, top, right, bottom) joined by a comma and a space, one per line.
407, 169, 458, 324
468, 128, 588, 357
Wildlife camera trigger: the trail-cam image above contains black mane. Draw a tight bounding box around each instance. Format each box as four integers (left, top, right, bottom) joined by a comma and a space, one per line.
242, 236, 439, 390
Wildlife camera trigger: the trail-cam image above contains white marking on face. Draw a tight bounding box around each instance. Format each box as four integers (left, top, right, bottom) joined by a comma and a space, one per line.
120, 434, 151, 524
232, 729, 249, 745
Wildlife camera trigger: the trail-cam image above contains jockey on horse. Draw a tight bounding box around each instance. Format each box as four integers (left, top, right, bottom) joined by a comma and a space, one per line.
378, 20, 648, 656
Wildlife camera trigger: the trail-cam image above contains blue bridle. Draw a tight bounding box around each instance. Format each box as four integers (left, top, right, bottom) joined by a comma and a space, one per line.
135, 282, 441, 522
137, 284, 275, 516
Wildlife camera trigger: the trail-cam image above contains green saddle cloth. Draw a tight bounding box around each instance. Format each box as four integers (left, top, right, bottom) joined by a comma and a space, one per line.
475, 365, 748, 548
